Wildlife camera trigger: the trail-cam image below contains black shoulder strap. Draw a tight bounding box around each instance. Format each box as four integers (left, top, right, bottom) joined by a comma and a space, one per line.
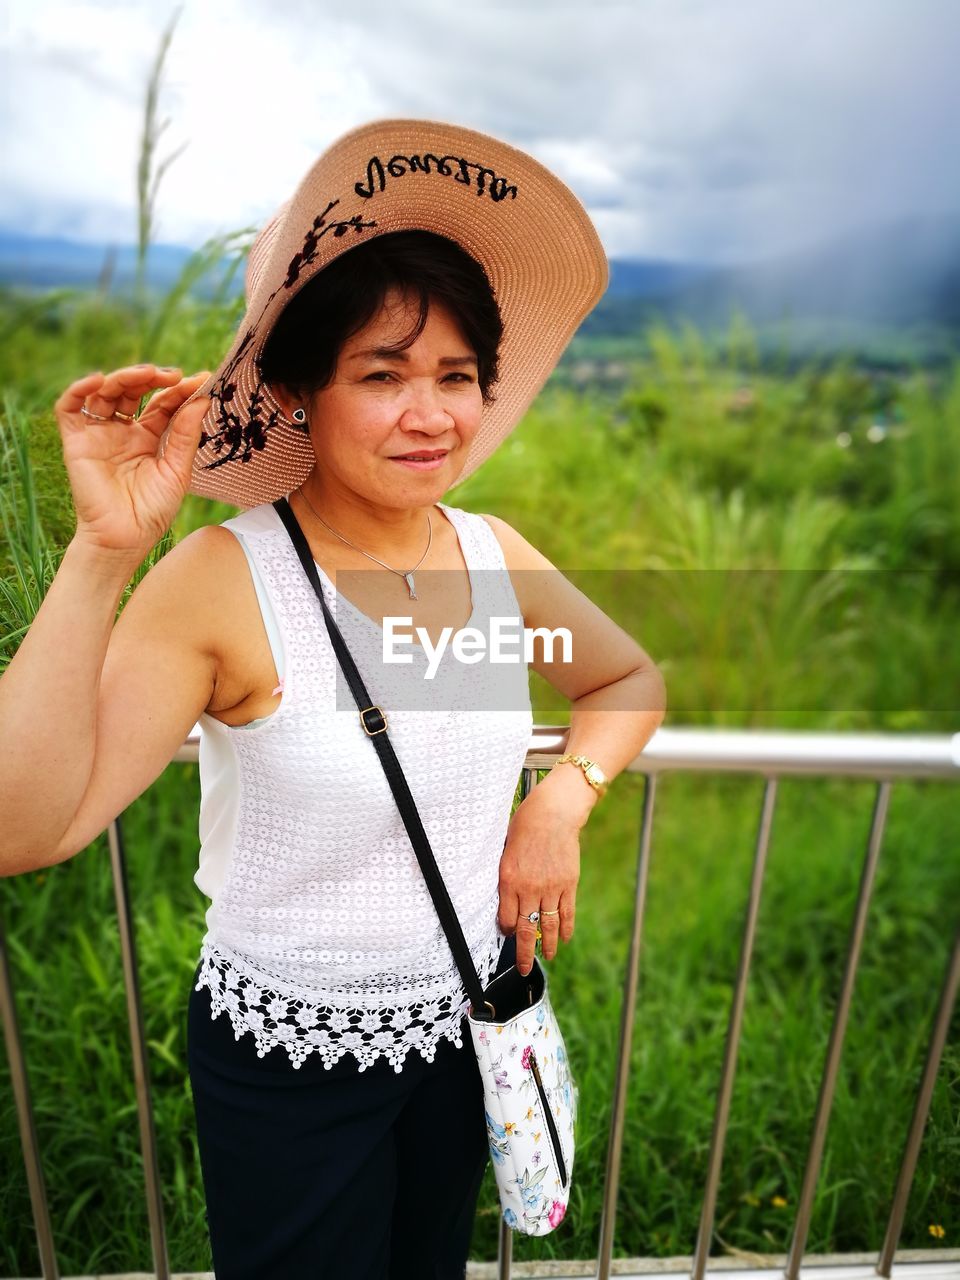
272, 495, 489, 1015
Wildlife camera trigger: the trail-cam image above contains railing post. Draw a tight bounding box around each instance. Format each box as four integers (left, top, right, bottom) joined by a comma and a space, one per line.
0, 907, 60, 1279
108, 816, 170, 1280
877, 926, 960, 1276
784, 780, 892, 1280
596, 772, 657, 1280
496, 1214, 512, 1280
691, 777, 778, 1279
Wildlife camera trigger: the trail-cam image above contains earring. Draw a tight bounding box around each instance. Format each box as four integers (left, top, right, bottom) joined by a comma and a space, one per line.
292, 407, 307, 424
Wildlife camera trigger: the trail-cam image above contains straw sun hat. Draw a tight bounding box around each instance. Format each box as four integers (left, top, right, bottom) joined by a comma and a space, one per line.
167, 118, 609, 510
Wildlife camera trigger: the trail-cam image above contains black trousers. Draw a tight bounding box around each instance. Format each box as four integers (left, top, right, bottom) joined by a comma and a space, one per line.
186, 935, 516, 1279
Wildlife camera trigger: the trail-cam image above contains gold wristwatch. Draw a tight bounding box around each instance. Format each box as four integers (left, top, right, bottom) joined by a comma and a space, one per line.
552, 753, 609, 799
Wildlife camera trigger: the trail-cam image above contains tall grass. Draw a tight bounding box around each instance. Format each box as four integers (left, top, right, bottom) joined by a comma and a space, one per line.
134, 8, 187, 321
0, 393, 57, 664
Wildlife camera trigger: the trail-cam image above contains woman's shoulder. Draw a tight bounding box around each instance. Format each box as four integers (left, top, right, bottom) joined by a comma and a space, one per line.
217, 500, 283, 539
163, 504, 279, 578
441, 505, 557, 575
154, 503, 287, 610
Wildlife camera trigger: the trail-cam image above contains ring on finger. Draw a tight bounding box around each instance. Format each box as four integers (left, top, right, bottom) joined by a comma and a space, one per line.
521, 910, 543, 942
81, 404, 136, 423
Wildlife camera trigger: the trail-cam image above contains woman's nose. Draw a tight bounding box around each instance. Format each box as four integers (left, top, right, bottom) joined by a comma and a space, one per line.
398, 382, 453, 433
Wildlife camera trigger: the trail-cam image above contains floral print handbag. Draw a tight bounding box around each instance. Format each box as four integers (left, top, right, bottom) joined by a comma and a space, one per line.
468, 957, 578, 1234
273, 496, 578, 1237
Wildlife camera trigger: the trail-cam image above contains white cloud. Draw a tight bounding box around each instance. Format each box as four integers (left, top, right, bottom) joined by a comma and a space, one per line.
1, 0, 958, 263
1, 0, 380, 245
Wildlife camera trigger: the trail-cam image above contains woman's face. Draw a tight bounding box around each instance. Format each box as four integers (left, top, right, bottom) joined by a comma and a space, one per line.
291, 287, 484, 509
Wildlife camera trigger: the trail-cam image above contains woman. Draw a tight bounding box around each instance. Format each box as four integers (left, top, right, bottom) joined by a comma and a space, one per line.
0, 120, 665, 1277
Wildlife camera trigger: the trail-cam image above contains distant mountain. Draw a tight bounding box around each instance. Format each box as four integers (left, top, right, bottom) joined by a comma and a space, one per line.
0, 229, 200, 292
581, 213, 960, 345
605, 259, 709, 298
676, 213, 960, 329
1, 214, 958, 354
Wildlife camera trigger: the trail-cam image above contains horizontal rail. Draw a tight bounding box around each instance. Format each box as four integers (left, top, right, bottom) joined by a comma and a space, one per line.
172, 723, 960, 779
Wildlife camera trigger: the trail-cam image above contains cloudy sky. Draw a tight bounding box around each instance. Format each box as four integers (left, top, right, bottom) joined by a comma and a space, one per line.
2, 0, 958, 265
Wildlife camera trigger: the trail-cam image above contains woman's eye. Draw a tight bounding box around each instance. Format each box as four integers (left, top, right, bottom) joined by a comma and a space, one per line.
364, 371, 474, 384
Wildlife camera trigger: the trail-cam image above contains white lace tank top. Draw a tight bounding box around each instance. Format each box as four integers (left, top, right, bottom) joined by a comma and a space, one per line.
193, 497, 533, 1071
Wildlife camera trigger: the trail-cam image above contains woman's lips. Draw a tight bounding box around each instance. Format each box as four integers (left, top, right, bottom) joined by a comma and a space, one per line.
388, 452, 448, 471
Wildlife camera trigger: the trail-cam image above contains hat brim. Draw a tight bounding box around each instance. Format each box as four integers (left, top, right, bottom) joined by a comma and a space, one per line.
167, 118, 609, 510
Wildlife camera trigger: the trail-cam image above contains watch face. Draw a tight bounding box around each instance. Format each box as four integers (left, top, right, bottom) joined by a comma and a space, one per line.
585, 764, 603, 785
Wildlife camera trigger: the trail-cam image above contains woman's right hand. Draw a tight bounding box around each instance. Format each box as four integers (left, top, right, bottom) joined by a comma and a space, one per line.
53, 364, 213, 561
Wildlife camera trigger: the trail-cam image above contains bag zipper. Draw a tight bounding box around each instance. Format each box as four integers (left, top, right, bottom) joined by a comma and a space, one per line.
528, 1048, 568, 1188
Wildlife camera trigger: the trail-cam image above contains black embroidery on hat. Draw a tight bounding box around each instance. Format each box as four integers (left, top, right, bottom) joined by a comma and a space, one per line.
200, 379, 283, 471
196, 196, 379, 471
284, 199, 377, 289
197, 310, 293, 471
197, 315, 284, 470
355, 153, 518, 203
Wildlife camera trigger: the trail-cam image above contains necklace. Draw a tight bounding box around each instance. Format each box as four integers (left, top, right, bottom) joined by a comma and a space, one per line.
294, 487, 433, 601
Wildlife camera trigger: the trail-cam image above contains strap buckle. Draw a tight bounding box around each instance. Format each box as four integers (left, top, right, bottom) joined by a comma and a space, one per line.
359, 705, 388, 736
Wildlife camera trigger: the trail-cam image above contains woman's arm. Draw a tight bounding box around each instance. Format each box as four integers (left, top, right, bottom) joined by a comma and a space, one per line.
0, 540, 139, 872
0, 364, 211, 875
480, 512, 667, 974
525, 665, 666, 825
480, 511, 666, 798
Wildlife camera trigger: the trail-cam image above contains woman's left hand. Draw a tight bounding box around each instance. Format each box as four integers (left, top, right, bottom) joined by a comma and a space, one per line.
497, 770, 594, 976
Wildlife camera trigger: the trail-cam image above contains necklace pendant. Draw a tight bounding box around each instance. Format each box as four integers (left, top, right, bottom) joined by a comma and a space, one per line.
404, 572, 418, 600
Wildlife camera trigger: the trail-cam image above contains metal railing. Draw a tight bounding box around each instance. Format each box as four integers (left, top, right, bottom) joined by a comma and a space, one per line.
2, 724, 958, 1280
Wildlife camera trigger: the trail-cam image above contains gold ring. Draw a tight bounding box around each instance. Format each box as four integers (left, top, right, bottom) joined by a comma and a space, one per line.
541, 908, 560, 916
81, 405, 136, 423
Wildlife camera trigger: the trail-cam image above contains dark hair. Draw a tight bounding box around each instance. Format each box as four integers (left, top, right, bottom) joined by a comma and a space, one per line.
257, 230, 503, 431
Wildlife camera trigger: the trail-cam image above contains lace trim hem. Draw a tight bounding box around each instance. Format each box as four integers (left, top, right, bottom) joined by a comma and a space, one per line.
194, 933, 504, 1072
